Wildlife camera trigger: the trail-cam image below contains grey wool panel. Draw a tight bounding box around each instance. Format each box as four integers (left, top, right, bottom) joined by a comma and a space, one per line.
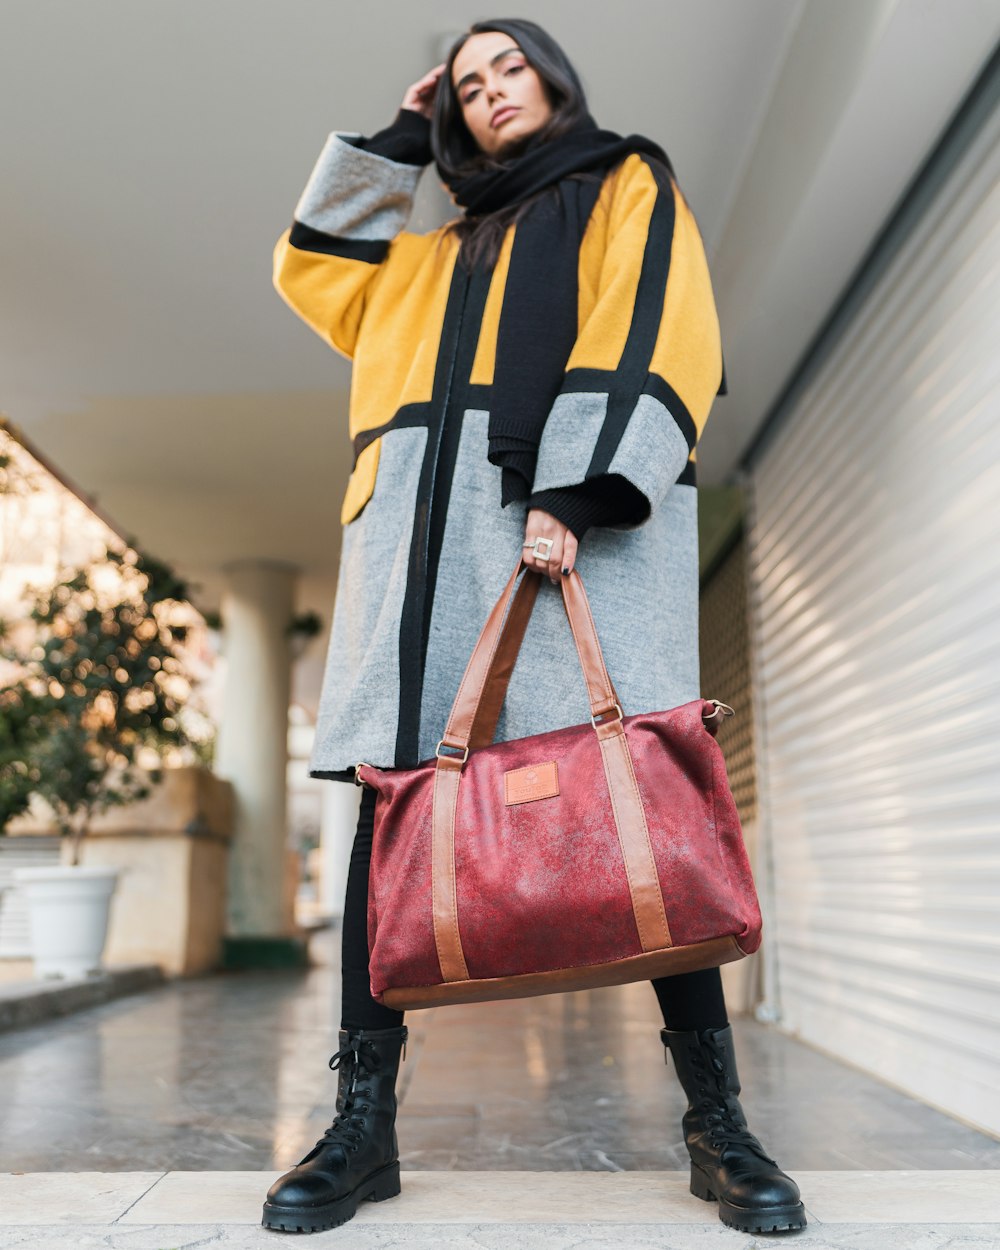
310, 426, 428, 772
294, 133, 423, 240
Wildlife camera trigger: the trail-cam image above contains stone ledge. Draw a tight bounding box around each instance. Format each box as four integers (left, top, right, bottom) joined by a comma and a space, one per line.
4, 1221, 1000, 1250
0, 1170, 998, 1231
0, 963, 166, 1033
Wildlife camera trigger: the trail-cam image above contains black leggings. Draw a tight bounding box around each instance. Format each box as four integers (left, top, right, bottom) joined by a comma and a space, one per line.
341, 784, 728, 1034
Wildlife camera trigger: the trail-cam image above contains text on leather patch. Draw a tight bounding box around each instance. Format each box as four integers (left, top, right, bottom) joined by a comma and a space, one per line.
504, 760, 560, 805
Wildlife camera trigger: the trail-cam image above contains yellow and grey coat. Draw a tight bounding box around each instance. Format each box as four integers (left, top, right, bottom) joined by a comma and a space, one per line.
274, 126, 725, 779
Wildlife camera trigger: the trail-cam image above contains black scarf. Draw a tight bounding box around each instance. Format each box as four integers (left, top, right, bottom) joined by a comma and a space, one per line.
440, 114, 697, 508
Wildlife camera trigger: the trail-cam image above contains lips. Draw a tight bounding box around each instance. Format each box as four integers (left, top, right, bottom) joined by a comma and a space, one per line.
491, 106, 519, 128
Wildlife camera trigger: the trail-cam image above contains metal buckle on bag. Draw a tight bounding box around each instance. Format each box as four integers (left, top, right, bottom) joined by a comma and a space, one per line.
590, 701, 623, 727
435, 739, 469, 763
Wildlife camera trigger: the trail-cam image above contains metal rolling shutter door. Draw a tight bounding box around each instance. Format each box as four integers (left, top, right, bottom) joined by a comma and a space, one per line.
744, 88, 1000, 1134
699, 532, 761, 1014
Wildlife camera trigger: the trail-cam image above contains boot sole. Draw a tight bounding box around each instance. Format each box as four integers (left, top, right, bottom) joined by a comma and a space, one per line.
690, 1161, 807, 1233
261, 1159, 401, 1233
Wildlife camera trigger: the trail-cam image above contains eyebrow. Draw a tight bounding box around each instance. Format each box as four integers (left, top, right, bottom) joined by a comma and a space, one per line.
454, 47, 523, 93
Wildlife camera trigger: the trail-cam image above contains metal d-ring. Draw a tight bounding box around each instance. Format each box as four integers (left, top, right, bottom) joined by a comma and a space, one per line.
590, 701, 623, 727
435, 740, 469, 763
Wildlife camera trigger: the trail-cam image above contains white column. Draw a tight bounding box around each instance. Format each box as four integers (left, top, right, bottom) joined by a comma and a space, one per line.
215, 559, 298, 938
319, 779, 361, 921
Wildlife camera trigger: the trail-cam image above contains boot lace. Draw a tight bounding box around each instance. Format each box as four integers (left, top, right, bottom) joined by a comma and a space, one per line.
315, 1038, 381, 1154
687, 1034, 776, 1162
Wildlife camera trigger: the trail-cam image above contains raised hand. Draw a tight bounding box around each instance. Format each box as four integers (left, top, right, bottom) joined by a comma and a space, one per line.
401, 63, 447, 119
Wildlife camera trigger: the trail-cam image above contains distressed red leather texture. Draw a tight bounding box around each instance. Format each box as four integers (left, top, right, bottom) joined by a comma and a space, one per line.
358, 556, 762, 1011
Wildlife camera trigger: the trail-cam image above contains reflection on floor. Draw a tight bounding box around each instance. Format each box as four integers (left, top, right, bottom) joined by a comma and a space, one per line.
0, 926, 997, 1174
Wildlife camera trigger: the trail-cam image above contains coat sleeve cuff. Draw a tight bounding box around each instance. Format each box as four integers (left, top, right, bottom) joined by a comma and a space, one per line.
293, 125, 426, 242
531, 392, 694, 523
346, 108, 433, 166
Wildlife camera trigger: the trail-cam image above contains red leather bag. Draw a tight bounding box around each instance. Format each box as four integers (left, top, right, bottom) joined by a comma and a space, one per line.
356, 554, 762, 1010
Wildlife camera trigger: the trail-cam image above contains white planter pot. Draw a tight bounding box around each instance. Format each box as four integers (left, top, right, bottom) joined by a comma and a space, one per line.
11, 865, 120, 979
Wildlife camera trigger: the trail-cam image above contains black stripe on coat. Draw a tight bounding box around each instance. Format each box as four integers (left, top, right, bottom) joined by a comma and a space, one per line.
393, 266, 470, 767
351, 405, 434, 467
420, 263, 496, 668
393, 259, 495, 769
288, 220, 389, 263
558, 367, 698, 454
586, 158, 681, 478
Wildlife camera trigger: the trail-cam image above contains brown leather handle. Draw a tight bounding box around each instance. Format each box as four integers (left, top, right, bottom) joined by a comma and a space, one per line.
467, 568, 542, 750
438, 555, 623, 759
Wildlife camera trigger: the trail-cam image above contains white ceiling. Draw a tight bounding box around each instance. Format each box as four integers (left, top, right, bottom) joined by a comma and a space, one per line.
2, 0, 998, 637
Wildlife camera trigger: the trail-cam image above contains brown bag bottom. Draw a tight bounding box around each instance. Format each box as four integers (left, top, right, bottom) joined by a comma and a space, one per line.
377, 934, 748, 1011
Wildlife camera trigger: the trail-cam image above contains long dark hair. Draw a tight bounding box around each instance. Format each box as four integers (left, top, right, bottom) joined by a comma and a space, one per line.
431, 18, 605, 271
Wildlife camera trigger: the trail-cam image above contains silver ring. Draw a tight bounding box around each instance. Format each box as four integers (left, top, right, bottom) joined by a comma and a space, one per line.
523, 536, 554, 559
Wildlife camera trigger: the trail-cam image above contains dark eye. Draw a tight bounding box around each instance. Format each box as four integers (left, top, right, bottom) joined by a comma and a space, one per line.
506, 64, 525, 74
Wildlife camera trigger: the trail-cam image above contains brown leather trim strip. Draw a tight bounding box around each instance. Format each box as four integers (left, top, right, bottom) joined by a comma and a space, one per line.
431, 565, 532, 984
379, 935, 745, 1011
431, 757, 469, 982
596, 721, 672, 952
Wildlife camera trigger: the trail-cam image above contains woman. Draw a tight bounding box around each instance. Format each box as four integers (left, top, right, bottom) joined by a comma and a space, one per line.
262, 17, 805, 1237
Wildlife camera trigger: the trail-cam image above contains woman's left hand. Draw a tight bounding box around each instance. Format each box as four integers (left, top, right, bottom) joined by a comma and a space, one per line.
523, 509, 578, 584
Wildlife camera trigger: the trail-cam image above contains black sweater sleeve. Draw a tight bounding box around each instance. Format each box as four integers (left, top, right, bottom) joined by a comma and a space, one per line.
527, 474, 650, 542
345, 108, 433, 167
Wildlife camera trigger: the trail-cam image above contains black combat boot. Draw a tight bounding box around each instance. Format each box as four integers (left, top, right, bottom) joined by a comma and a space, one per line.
661, 1023, 807, 1234
262, 1024, 408, 1234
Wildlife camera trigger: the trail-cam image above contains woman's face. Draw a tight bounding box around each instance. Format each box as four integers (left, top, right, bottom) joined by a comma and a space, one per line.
451, 31, 554, 157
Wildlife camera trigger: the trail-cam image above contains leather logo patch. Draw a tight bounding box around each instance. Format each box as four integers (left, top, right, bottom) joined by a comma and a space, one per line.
504, 760, 559, 805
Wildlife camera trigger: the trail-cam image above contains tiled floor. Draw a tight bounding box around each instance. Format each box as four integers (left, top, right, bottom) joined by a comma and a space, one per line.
0, 926, 998, 1178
